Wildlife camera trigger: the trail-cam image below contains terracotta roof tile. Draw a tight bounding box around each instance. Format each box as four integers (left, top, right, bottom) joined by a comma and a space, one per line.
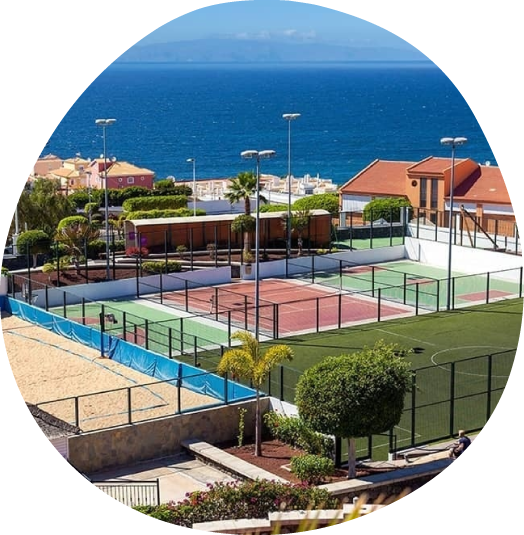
453, 165, 510, 204
340, 157, 511, 207
339, 160, 414, 197
106, 161, 155, 177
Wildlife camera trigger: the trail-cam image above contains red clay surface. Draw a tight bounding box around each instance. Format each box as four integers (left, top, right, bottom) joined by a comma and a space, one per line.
163, 279, 410, 336
459, 289, 513, 302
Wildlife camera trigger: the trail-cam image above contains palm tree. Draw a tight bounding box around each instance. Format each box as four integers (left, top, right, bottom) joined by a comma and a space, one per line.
225, 171, 267, 216
226, 171, 267, 255
217, 331, 293, 456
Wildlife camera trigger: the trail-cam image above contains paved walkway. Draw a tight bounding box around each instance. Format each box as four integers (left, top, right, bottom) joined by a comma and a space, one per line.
88, 452, 236, 505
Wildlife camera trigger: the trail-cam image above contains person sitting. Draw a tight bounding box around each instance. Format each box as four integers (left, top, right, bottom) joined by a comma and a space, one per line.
449, 430, 471, 459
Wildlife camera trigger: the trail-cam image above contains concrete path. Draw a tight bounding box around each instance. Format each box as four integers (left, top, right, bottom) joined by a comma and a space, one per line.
88, 452, 236, 505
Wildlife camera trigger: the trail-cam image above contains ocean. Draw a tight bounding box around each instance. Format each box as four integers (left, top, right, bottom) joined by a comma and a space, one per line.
43, 62, 495, 185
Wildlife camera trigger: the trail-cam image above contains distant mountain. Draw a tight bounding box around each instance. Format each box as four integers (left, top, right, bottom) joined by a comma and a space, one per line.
117, 38, 427, 63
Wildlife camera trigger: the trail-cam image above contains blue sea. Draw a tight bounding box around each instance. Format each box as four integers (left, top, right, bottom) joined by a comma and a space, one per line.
43, 62, 495, 185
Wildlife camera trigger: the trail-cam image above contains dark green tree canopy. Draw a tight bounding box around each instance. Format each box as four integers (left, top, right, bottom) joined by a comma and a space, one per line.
363, 197, 412, 223
292, 193, 339, 215
295, 341, 412, 439
231, 214, 256, 234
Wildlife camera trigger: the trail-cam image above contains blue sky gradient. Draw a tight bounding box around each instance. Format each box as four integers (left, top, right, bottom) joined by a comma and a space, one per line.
139, 0, 415, 51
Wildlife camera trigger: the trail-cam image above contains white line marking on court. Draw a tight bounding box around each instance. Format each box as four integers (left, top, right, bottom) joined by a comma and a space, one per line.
430, 346, 514, 378
375, 328, 438, 347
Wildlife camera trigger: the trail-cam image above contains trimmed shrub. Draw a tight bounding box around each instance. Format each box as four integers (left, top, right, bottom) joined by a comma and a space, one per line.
126, 208, 205, 220
292, 193, 339, 215
363, 197, 412, 223
142, 260, 182, 274
57, 215, 89, 230
290, 454, 335, 485
263, 411, 334, 459
122, 195, 188, 212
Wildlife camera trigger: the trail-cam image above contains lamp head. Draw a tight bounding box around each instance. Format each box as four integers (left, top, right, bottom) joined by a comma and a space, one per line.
258, 150, 276, 160
283, 113, 301, 121
95, 118, 116, 126
440, 136, 468, 147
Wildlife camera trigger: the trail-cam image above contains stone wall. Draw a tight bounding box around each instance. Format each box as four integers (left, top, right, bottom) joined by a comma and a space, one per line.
69, 399, 267, 473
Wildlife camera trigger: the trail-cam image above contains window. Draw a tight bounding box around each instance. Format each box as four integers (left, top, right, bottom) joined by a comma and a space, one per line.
420, 178, 427, 208
127, 177, 135, 184
431, 179, 439, 209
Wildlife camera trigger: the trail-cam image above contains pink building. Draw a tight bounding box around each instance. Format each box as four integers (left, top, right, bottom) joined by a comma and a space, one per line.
87, 158, 156, 190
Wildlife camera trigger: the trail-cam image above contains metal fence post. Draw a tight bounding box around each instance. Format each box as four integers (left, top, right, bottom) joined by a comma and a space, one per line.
128, 387, 132, 425
487, 353, 493, 420
411, 373, 417, 448
449, 361, 456, 436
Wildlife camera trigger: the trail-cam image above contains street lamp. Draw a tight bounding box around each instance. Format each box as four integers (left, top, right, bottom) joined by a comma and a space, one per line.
187, 158, 197, 216
440, 136, 468, 310
241, 149, 276, 341
283, 113, 301, 258
85, 170, 92, 224
13, 203, 20, 256
95, 118, 116, 280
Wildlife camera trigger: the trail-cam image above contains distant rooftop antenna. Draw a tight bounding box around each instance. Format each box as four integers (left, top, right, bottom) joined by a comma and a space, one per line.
485, 161, 491, 166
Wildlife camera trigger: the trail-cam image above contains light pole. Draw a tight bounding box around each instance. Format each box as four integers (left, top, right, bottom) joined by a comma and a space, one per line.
187, 158, 196, 216
283, 113, 300, 258
95, 118, 116, 280
440, 136, 468, 310
241, 149, 276, 341
85, 171, 92, 224
12, 204, 20, 256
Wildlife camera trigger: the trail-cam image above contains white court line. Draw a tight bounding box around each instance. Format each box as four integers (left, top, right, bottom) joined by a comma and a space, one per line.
430, 346, 514, 378
375, 328, 439, 347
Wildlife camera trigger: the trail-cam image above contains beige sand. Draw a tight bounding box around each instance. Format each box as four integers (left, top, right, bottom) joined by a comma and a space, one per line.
1, 314, 218, 431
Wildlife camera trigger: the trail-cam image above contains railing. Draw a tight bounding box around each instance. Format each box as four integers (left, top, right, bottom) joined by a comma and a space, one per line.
93, 479, 160, 507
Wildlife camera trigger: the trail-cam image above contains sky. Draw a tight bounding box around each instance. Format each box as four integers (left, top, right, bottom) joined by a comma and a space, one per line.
138, 0, 414, 50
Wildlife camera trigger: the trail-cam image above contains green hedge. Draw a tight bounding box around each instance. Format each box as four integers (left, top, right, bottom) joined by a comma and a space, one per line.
292, 193, 339, 215
122, 195, 188, 212
142, 260, 182, 274
290, 454, 335, 485
126, 208, 205, 220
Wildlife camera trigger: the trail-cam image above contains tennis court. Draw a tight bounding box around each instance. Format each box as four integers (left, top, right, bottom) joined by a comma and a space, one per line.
308, 259, 521, 310
161, 278, 413, 337
51, 298, 231, 356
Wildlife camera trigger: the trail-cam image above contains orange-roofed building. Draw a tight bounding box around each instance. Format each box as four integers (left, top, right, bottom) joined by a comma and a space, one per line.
87, 158, 156, 190
339, 157, 514, 234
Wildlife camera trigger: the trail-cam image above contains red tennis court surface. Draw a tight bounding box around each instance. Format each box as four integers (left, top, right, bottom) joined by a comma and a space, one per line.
163, 279, 411, 337
459, 290, 514, 302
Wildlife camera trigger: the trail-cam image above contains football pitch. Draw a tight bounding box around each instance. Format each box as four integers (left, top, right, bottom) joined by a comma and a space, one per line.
260, 298, 522, 460
263, 297, 522, 374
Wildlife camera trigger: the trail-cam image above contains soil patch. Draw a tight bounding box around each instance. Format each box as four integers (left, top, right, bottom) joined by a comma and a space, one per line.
220, 439, 397, 484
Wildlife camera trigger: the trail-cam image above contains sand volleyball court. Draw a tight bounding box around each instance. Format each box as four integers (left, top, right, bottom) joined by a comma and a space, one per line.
1, 313, 218, 431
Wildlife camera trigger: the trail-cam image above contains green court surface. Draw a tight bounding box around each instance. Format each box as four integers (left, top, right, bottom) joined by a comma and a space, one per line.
332, 237, 405, 250
260, 297, 521, 459
51, 298, 230, 356
263, 297, 521, 377
311, 259, 521, 311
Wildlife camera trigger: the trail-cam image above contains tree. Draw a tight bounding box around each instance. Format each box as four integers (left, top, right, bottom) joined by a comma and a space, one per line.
16, 178, 75, 236
282, 209, 311, 256
225, 171, 255, 215
16, 230, 50, 267
363, 197, 412, 223
292, 193, 339, 215
231, 214, 256, 255
226, 172, 269, 254
295, 341, 412, 479
217, 331, 293, 456
224, 171, 267, 216
55, 217, 100, 272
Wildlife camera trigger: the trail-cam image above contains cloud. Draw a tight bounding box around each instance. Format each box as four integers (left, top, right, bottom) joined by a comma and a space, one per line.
217, 29, 319, 42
